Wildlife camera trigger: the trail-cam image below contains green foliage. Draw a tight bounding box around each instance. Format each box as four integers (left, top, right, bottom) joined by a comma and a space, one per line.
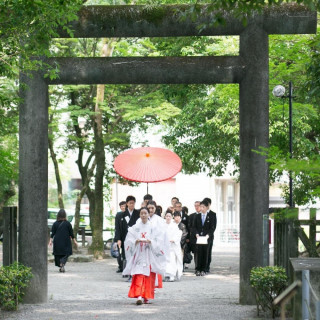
0, 0, 85, 207
0, 77, 18, 207
256, 146, 320, 205
162, 84, 239, 176
250, 266, 288, 318
0, 262, 33, 311
2, 0, 319, 209
271, 207, 299, 221
0, 0, 84, 77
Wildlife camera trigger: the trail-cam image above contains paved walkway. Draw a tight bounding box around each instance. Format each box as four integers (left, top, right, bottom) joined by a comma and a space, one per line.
0, 245, 258, 320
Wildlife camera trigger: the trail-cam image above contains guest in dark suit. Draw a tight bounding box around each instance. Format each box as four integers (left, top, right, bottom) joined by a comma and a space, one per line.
174, 201, 189, 231
203, 197, 217, 273
114, 195, 140, 280
186, 201, 201, 255
193, 200, 216, 276
114, 201, 126, 273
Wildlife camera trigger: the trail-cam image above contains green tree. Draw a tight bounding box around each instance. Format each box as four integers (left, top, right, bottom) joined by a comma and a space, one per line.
0, 78, 18, 211
152, 32, 319, 205
0, 0, 84, 209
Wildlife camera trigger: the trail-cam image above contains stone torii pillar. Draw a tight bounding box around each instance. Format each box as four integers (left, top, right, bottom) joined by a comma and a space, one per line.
19, 4, 316, 304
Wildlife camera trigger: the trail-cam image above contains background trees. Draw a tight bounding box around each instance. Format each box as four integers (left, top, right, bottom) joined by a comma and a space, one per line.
0, 1, 319, 254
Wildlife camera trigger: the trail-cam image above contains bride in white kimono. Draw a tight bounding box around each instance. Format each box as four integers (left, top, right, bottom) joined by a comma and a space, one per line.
164, 210, 183, 282
123, 207, 167, 305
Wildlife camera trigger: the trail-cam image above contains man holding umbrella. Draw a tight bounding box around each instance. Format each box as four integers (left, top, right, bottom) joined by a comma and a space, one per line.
114, 195, 140, 280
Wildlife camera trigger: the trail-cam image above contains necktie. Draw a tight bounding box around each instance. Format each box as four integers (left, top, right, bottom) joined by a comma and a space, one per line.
202, 214, 205, 225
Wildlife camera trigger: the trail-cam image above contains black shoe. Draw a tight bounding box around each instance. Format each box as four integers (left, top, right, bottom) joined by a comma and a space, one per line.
200, 271, 205, 276
126, 276, 132, 282
122, 275, 129, 278
116, 269, 123, 273
196, 271, 200, 276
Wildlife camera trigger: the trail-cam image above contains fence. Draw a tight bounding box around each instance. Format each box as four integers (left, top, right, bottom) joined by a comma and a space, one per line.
274, 208, 320, 277
302, 270, 320, 320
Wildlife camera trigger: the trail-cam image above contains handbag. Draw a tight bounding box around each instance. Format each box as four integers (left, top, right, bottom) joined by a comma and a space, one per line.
110, 241, 119, 258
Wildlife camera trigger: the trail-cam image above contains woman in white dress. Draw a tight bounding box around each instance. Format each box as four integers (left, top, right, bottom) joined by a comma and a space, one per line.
164, 210, 183, 282
123, 207, 167, 305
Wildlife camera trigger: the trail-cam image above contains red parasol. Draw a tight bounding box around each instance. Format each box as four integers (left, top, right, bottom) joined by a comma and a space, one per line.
114, 147, 182, 185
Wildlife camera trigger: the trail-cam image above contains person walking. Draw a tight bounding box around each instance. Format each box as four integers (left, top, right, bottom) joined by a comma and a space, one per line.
123, 207, 167, 305
164, 210, 183, 282
193, 200, 216, 276
146, 200, 169, 289
203, 197, 217, 273
184, 201, 201, 269
174, 201, 189, 230
49, 209, 78, 273
114, 200, 126, 273
173, 212, 188, 249
115, 195, 140, 281
188, 201, 201, 254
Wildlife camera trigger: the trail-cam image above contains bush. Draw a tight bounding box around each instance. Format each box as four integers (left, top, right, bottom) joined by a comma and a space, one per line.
250, 266, 288, 318
0, 262, 33, 311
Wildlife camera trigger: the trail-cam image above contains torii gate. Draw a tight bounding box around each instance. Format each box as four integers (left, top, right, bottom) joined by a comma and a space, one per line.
19, 4, 316, 304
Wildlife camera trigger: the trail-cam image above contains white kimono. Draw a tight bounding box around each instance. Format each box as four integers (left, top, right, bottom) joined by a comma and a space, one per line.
165, 222, 183, 280
136, 213, 170, 259
123, 220, 167, 276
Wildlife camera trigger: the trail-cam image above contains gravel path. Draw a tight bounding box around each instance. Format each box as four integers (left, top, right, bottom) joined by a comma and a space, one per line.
0, 245, 258, 320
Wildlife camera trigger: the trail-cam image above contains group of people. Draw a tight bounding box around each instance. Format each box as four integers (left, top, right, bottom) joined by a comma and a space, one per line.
114, 194, 217, 305
48, 194, 217, 305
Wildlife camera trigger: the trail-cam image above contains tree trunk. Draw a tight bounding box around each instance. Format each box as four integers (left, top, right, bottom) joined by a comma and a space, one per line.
90, 40, 115, 258
70, 90, 97, 249
73, 158, 96, 248
48, 135, 64, 209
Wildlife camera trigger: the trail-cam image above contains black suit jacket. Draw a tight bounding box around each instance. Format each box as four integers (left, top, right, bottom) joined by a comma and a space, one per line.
208, 210, 217, 233
188, 212, 199, 244
178, 222, 188, 248
178, 211, 189, 231
114, 211, 123, 242
192, 211, 217, 242
117, 209, 140, 242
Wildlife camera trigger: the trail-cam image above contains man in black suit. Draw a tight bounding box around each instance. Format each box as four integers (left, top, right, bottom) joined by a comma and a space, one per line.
203, 197, 217, 273
114, 195, 140, 280
193, 199, 217, 276
114, 201, 126, 273
187, 201, 201, 254
174, 201, 189, 231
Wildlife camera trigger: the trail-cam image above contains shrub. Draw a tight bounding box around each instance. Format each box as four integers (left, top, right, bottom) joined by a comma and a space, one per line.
0, 262, 33, 311
250, 266, 288, 318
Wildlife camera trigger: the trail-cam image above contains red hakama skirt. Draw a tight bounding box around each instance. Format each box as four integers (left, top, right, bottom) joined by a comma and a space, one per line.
155, 274, 163, 288
128, 272, 156, 299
